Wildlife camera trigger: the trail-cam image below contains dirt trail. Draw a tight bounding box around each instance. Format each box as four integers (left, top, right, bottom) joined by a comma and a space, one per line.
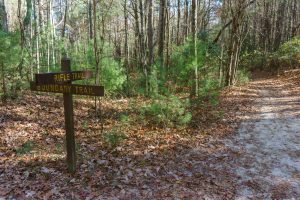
222, 79, 300, 199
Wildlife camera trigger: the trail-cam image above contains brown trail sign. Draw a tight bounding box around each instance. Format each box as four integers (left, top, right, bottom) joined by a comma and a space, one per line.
30, 82, 104, 96
35, 70, 93, 85
30, 58, 104, 173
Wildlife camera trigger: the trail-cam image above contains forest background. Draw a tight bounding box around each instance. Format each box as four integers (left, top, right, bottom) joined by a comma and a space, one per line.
1, 0, 300, 127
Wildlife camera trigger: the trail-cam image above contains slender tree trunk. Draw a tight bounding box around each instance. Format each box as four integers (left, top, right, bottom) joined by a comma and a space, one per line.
88, 0, 93, 40
34, 0, 40, 73
62, 0, 68, 38
177, 0, 181, 45
139, 0, 146, 69
124, 0, 130, 95
191, 0, 198, 97
50, 0, 56, 67
1, 61, 6, 101
166, 1, 170, 69
47, 0, 50, 71
274, 1, 285, 51
17, 0, 25, 82
132, 1, 140, 69
147, 0, 153, 67
184, 0, 189, 41
158, 0, 166, 67
93, 0, 100, 85
30, 1, 34, 79
0, 0, 8, 31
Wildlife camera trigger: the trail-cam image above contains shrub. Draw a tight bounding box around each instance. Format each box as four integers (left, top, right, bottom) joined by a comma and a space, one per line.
198, 77, 220, 106
15, 141, 34, 155
101, 57, 126, 94
103, 131, 127, 149
275, 37, 300, 69
240, 50, 268, 70
141, 94, 192, 127
235, 68, 251, 85
0, 31, 22, 99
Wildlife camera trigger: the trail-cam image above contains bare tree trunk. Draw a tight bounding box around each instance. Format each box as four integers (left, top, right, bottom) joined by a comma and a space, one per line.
62, 0, 68, 38
184, 0, 189, 41
158, 0, 166, 67
147, 0, 153, 67
165, 1, 170, 69
88, 0, 93, 40
274, 1, 285, 51
50, 0, 56, 67
225, 1, 246, 86
177, 0, 181, 45
17, 0, 25, 81
1, 61, 6, 102
93, 0, 100, 86
132, 0, 140, 69
30, 1, 34, 79
47, 0, 50, 71
190, 0, 198, 97
34, 0, 40, 73
0, 0, 8, 31
124, 0, 130, 95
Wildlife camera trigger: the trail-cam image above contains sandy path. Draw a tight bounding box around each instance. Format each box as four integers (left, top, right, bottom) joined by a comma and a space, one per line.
222, 80, 300, 199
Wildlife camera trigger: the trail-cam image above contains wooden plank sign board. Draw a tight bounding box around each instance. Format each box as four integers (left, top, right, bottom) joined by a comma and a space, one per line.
35, 70, 93, 85
30, 58, 104, 173
30, 82, 104, 96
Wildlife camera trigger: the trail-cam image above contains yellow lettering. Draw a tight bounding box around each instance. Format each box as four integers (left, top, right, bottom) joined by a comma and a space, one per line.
83, 87, 88, 94
53, 73, 71, 82
89, 87, 94, 94
66, 74, 70, 81
67, 86, 72, 93
72, 72, 85, 80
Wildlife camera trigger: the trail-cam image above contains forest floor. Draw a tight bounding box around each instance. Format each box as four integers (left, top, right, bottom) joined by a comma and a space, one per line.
1, 70, 300, 199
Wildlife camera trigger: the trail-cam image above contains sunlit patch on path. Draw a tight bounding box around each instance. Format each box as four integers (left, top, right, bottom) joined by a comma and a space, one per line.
222, 79, 300, 199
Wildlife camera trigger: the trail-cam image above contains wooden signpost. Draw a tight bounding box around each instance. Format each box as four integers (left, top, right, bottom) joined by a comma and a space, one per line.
30, 58, 104, 173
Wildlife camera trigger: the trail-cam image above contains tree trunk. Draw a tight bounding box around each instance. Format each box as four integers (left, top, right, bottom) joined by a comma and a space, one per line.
139, 0, 146, 71
184, 0, 189, 41
190, 0, 198, 97
0, 0, 8, 31
34, 0, 40, 73
93, 0, 100, 86
17, 0, 25, 83
124, 0, 130, 95
1, 61, 6, 102
274, 1, 285, 51
88, 0, 93, 40
177, 0, 181, 45
132, 0, 140, 69
62, 0, 68, 38
147, 0, 153, 67
158, 0, 166, 66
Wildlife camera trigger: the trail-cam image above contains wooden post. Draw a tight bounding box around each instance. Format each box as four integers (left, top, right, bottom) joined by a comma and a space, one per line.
61, 58, 76, 173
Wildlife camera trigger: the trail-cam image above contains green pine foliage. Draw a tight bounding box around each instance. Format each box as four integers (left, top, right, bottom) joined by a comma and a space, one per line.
0, 31, 22, 99
101, 57, 126, 94
103, 131, 127, 149
141, 94, 192, 127
241, 36, 300, 74
276, 37, 300, 69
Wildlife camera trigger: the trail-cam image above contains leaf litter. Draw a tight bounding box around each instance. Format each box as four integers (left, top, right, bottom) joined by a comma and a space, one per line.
2, 70, 300, 199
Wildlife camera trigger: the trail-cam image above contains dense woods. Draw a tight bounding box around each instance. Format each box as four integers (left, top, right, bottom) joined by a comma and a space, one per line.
0, 0, 299, 101
2, 0, 300, 198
